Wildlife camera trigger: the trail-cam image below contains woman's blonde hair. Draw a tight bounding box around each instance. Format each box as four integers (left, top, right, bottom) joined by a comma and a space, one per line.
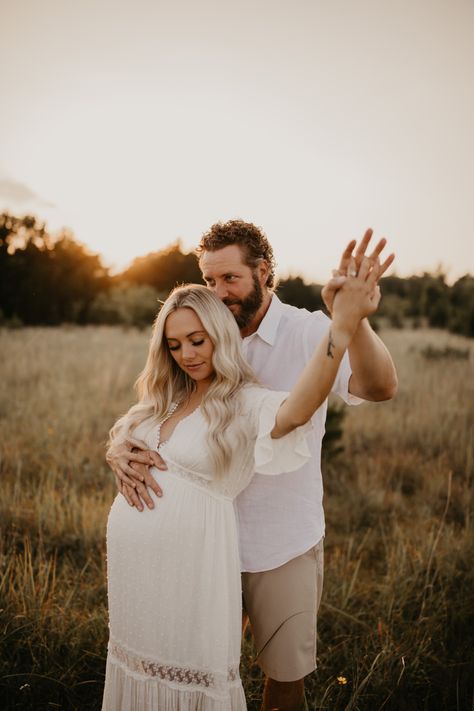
107, 284, 259, 474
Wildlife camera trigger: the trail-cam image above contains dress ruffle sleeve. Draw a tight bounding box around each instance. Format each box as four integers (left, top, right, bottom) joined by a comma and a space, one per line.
253, 390, 312, 476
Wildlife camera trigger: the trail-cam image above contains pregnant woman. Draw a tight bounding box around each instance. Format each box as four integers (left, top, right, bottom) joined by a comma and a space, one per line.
102, 270, 378, 711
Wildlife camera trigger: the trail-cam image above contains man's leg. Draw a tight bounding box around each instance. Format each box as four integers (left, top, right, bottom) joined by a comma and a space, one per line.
263, 678, 306, 711
241, 540, 324, 711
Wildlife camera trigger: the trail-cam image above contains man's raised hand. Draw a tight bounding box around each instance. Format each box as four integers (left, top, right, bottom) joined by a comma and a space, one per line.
332, 257, 383, 327
322, 228, 394, 315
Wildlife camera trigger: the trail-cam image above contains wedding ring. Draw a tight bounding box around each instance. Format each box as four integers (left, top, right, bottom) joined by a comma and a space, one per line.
348, 269, 357, 277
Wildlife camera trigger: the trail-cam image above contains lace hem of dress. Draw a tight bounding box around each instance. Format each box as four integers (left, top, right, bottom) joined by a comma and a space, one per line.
109, 640, 239, 690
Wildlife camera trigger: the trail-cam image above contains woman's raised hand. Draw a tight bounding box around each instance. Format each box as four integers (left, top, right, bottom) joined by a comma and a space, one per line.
331, 256, 381, 334
322, 228, 394, 315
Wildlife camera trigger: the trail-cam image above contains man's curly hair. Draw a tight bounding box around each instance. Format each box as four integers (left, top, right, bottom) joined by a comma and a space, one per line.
196, 219, 277, 289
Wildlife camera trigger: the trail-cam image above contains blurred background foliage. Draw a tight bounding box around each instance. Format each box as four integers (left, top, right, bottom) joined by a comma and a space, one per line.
1, 212, 474, 336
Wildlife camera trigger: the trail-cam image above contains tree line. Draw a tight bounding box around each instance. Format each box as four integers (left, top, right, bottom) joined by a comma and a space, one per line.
1, 213, 473, 337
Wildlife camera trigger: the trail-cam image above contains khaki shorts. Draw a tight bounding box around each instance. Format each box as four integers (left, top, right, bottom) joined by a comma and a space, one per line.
241, 540, 324, 682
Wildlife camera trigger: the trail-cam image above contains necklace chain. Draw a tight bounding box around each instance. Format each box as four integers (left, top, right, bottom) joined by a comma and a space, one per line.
156, 401, 180, 449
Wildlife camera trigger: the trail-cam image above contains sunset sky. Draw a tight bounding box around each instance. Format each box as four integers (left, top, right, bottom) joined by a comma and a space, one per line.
1, 0, 473, 283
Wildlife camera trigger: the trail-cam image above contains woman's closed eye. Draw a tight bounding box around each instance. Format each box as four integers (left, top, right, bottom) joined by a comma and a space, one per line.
168, 339, 205, 351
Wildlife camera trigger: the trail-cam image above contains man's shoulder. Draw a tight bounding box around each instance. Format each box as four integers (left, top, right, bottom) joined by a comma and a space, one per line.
277, 300, 329, 330
269, 300, 331, 358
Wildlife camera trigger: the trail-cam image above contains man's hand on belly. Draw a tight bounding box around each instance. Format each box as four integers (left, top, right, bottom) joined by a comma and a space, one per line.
107, 439, 167, 511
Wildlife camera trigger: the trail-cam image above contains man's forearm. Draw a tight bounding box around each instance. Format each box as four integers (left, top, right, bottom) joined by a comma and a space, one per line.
348, 319, 398, 401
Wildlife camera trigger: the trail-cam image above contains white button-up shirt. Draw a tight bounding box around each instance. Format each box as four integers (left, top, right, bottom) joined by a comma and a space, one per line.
235, 294, 361, 572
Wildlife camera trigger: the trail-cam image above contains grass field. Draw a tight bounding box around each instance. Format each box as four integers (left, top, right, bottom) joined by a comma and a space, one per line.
0, 326, 473, 710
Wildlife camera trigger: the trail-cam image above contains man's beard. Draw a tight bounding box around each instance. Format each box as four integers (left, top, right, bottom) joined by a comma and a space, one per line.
223, 273, 264, 330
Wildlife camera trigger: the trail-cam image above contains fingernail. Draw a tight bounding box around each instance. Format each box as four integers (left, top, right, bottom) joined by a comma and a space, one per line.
156, 491, 163, 497
147, 503, 154, 509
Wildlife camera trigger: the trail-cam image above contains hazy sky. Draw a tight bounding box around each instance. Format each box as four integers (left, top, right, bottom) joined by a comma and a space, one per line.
1, 0, 473, 282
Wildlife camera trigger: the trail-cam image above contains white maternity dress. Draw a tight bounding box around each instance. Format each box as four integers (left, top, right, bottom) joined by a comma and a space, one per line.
102, 386, 311, 711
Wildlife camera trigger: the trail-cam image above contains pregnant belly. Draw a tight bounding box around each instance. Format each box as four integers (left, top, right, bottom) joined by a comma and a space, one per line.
108, 470, 225, 547
106, 470, 241, 654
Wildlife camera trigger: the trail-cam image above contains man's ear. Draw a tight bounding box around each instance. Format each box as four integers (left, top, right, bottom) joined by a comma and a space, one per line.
258, 259, 270, 285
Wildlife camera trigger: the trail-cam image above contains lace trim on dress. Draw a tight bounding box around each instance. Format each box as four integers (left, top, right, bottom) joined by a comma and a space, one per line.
109, 640, 239, 690
161, 455, 233, 501
163, 455, 213, 485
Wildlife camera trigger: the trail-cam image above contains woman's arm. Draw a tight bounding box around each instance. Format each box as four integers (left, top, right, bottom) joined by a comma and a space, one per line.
271, 257, 380, 438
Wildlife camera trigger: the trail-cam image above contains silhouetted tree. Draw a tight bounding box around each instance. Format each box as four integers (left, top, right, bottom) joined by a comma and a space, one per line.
0, 213, 109, 324
1, 214, 48, 322
449, 275, 474, 337
2, 212, 473, 337
378, 272, 461, 332
276, 276, 324, 312
119, 240, 202, 293
421, 273, 450, 328
46, 234, 110, 323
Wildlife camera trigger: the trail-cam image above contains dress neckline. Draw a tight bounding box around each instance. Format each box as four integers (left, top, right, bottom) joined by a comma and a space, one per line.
157, 404, 201, 449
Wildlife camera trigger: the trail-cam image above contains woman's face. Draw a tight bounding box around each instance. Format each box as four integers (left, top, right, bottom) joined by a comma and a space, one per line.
165, 307, 215, 385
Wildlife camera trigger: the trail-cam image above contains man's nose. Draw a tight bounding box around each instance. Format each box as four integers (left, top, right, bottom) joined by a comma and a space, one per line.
213, 282, 229, 300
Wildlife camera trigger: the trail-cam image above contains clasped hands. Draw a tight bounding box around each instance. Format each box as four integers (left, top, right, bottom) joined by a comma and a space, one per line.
321, 227, 394, 317
108, 227, 394, 510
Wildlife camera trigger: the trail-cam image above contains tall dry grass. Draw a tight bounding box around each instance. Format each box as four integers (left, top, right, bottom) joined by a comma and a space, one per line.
0, 326, 473, 710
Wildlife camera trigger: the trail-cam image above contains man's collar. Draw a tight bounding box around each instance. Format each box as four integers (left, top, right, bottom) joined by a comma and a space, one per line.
245, 293, 283, 346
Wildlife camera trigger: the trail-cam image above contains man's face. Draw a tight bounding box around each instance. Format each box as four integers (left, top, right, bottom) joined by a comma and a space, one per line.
200, 244, 264, 330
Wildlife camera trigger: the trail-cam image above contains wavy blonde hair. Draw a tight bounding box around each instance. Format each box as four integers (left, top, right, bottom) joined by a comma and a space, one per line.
107, 284, 260, 474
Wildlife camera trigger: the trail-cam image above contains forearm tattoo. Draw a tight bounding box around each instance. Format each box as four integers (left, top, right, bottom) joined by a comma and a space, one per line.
327, 330, 335, 359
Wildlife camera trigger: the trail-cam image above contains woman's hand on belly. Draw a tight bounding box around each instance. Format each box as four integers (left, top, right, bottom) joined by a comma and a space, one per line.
120, 465, 164, 512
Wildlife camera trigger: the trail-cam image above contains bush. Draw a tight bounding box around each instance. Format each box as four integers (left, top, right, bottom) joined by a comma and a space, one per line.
89, 284, 165, 328
322, 404, 346, 460
420, 345, 470, 360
